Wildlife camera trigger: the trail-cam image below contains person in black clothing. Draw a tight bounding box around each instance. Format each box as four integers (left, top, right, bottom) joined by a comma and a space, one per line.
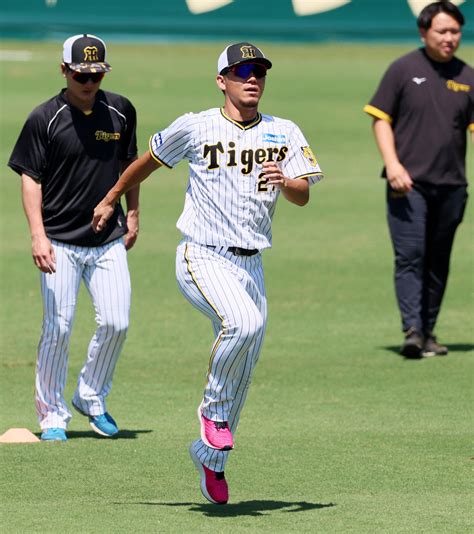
364, 1, 473, 358
8, 34, 140, 440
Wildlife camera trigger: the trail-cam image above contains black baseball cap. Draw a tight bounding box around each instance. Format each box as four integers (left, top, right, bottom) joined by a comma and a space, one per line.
62, 34, 111, 73
217, 42, 272, 75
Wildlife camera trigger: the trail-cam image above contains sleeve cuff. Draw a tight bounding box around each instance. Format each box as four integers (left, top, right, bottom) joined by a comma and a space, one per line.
7, 162, 42, 181
148, 136, 172, 168
363, 105, 393, 124
296, 172, 324, 185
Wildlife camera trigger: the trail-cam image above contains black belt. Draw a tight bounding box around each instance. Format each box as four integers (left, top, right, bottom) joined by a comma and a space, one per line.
206, 245, 259, 256
227, 247, 259, 256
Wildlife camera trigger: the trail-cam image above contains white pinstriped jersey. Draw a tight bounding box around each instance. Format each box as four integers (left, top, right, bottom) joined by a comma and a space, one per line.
150, 107, 323, 250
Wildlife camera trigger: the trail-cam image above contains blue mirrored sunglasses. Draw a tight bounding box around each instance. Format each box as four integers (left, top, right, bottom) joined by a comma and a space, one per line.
227, 63, 267, 79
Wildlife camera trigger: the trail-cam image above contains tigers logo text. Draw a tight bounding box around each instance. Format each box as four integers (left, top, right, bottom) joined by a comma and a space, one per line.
95, 131, 120, 142
203, 141, 288, 174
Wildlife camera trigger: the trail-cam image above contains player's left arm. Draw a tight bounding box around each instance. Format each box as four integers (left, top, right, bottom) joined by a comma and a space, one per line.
120, 158, 140, 250
263, 161, 309, 206
268, 122, 323, 205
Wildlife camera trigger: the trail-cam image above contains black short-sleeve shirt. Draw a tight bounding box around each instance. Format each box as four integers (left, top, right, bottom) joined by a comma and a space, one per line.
8, 89, 138, 246
364, 48, 474, 186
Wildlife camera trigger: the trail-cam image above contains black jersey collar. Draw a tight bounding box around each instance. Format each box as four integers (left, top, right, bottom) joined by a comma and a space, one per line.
59, 88, 104, 114
220, 108, 262, 130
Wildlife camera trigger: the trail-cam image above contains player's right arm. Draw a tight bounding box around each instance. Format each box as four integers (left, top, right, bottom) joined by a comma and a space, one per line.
372, 118, 413, 193
92, 151, 161, 233
365, 58, 412, 193
21, 174, 56, 273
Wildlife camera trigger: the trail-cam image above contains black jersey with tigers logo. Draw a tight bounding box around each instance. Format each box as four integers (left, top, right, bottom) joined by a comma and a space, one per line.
8, 89, 137, 245
364, 49, 474, 186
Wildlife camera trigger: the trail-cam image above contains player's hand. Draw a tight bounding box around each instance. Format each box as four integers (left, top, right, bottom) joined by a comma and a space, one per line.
386, 162, 413, 193
263, 161, 309, 206
32, 235, 56, 273
92, 201, 115, 233
263, 161, 287, 190
124, 209, 139, 250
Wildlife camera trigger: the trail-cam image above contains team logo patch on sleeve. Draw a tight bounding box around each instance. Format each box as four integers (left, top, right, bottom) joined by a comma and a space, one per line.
150, 133, 164, 151
301, 146, 318, 166
262, 133, 287, 143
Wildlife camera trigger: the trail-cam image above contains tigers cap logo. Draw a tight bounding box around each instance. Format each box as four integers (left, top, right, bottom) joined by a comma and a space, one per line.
240, 45, 257, 60
83, 46, 99, 62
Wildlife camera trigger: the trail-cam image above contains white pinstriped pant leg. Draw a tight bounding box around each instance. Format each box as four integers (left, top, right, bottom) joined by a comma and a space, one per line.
176, 241, 267, 472
192, 328, 267, 472
36, 241, 83, 430
72, 239, 131, 416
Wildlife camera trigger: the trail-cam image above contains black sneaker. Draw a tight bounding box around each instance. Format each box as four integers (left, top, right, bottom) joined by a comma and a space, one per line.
422, 333, 448, 357
400, 327, 424, 358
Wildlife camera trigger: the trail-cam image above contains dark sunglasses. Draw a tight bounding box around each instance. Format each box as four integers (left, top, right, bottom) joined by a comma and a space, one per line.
67, 68, 105, 84
228, 63, 267, 79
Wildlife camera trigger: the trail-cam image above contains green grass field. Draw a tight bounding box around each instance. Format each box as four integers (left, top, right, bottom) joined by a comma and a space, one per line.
0, 40, 473, 533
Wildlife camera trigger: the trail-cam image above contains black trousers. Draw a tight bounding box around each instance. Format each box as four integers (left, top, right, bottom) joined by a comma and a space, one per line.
386, 182, 468, 334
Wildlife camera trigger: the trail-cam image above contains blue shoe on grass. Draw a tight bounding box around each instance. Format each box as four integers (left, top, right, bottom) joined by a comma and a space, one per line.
41, 428, 67, 441
72, 401, 119, 437
89, 413, 119, 437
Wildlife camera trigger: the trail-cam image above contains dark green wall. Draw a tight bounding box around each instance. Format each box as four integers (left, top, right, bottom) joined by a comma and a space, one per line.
2, 0, 473, 42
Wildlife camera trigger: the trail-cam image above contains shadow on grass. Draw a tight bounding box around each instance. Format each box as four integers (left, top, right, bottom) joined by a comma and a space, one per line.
137, 500, 335, 516
34, 429, 153, 440
382, 343, 473, 357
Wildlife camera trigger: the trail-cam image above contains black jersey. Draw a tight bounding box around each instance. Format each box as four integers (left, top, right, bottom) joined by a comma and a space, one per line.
8, 89, 138, 246
364, 48, 474, 186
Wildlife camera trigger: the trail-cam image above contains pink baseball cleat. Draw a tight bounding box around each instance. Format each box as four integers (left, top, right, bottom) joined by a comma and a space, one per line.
198, 405, 233, 451
189, 444, 228, 504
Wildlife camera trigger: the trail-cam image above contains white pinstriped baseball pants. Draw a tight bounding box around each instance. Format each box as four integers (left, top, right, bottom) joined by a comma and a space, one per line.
176, 241, 267, 472
36, 238, 131, 430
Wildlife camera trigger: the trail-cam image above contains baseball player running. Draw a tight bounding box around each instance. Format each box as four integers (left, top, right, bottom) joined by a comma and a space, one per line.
8, 34, 139, 441
92, 42, 323, 504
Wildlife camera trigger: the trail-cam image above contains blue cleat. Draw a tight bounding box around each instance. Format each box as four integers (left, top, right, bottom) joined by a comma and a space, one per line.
72, 401, 119, 437
89, 413, 119, 437
41, 428, 67, 441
